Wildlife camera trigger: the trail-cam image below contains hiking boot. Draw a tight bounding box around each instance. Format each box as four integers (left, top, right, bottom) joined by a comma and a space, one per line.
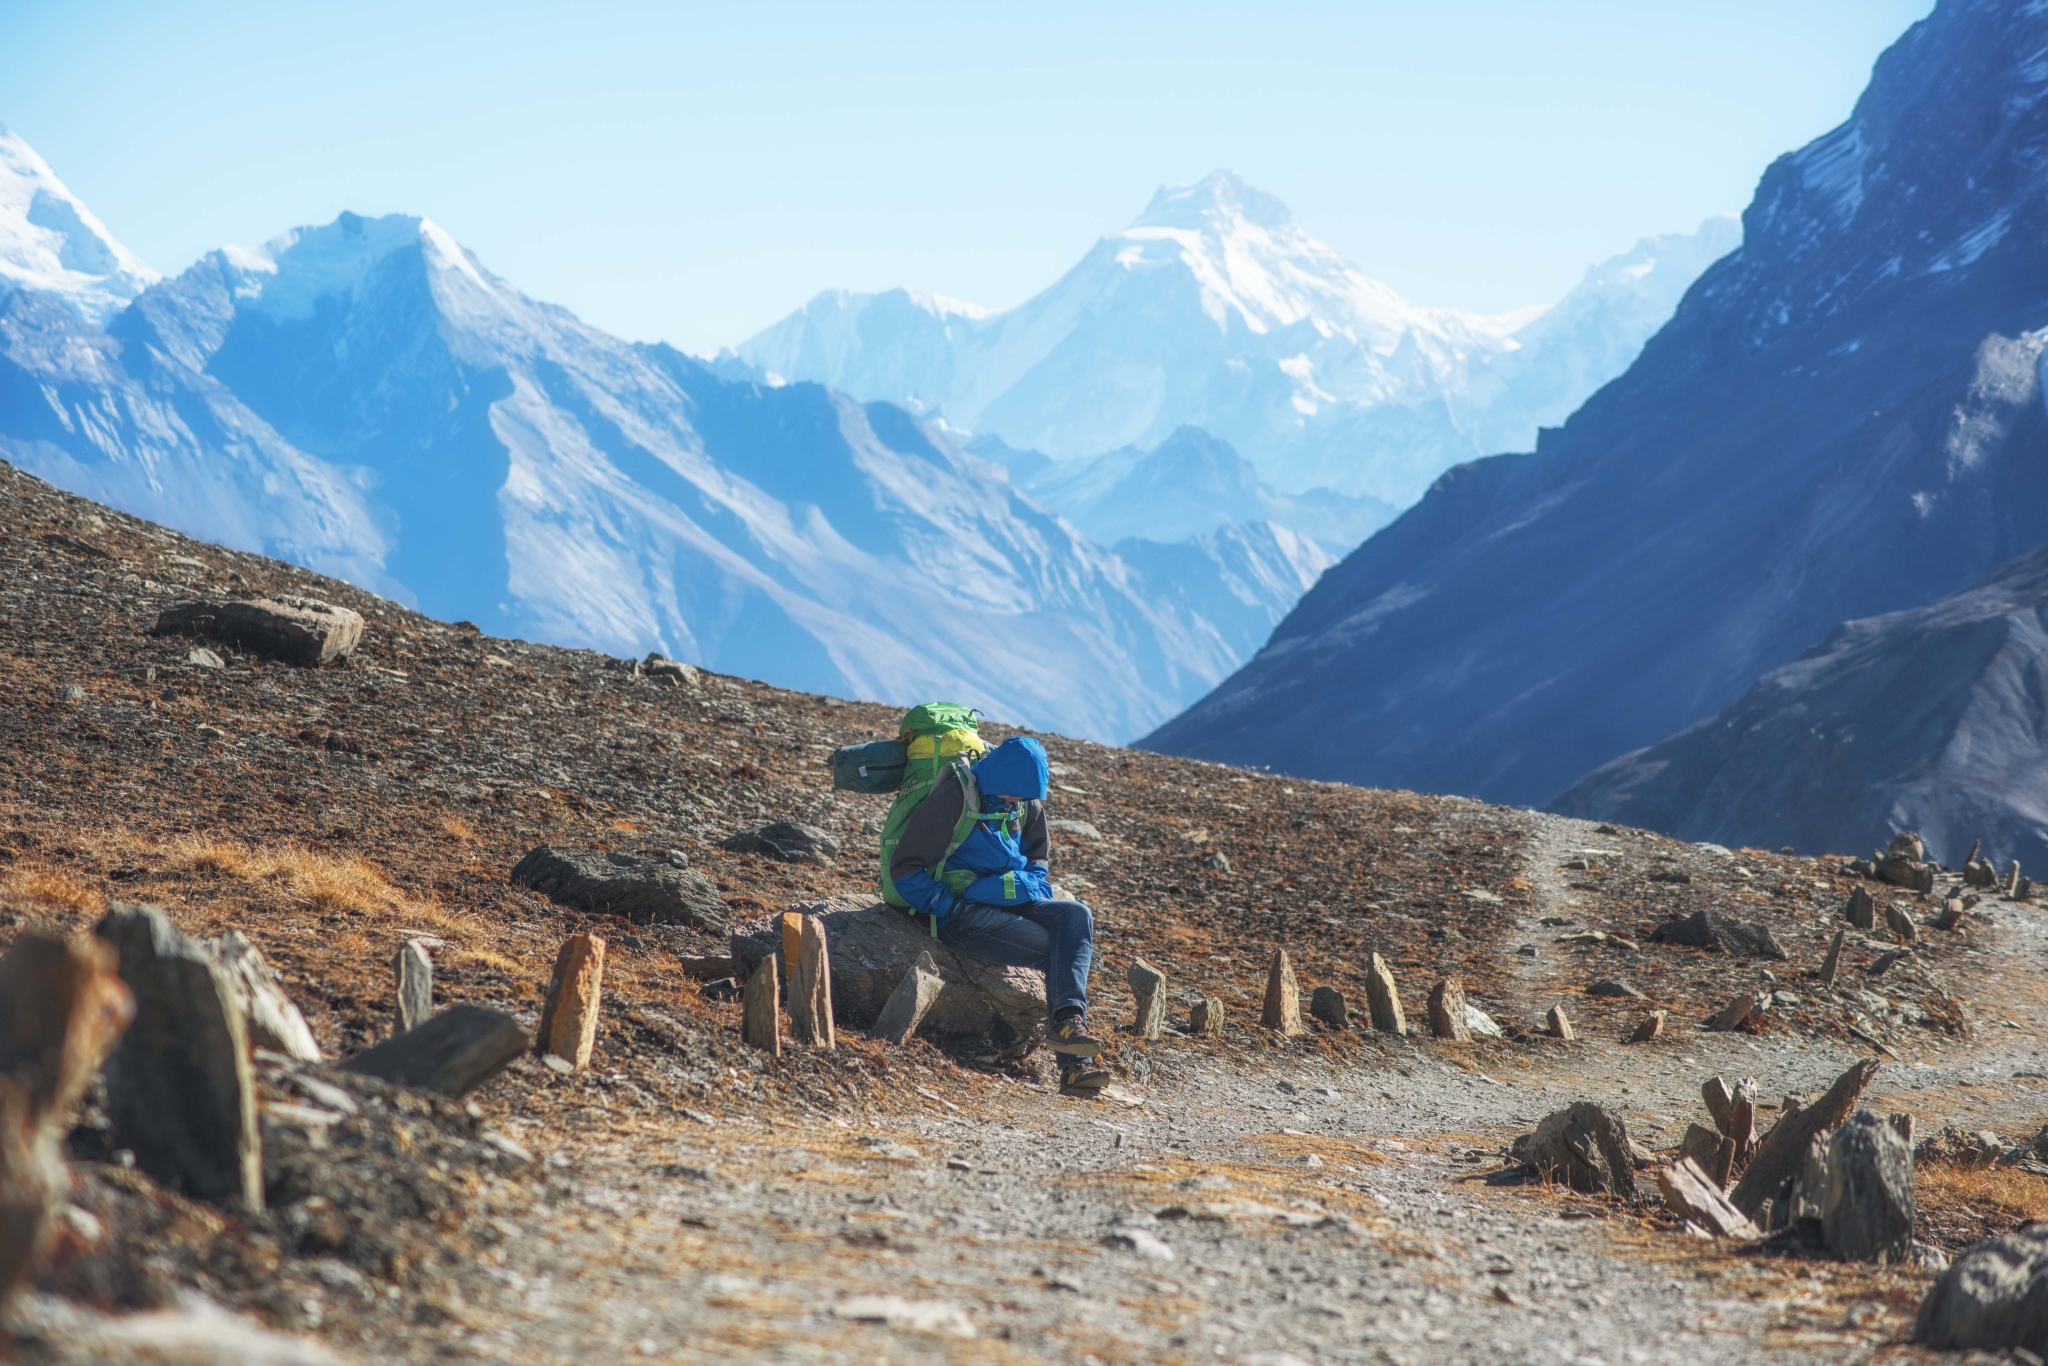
1059, 1061, 1112, 1097
1048, 1014, 1104, 1057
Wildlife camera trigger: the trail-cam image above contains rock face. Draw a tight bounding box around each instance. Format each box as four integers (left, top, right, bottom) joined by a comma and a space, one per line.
510, 846, 726, 931
213, 929, 320, 1061
719, 822, 839, 866
1147, 0, 2048, 818
729, 898, 1046, 1046
1823, 1111, 1916, 1263
1915, 1224, 2048, 1352
1648, 910, 1786, 960
153, 596, 363, 666
94, 905, 263, 1208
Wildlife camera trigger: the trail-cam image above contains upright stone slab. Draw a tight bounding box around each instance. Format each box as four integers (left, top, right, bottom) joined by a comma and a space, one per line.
1189, 997, 1225, 1037
1309, 985, 1349, 1030
1261, 950, 1303, 1035
345, 1004, 529, 1098
1845, 886, 1877, 930
1703, 1076, 1737, 1135
1710, 993, 1758, 1031
1627, 1010, 1666, 1044
1823, 1110, 1915, 1263
788, 915, 835, 1049
1364, 953, 1406, 1034
95, 905, 263, 1208
743, 953, 782, 1055
1127, 958, 1167, 1041
1426, 979, 1471, 1041
871, 952, 944, 1045
1544, 1004, 1575, 1041
1819, 929, 1846, 988
394, 939, 433, 1035
538, 933, 607, 1069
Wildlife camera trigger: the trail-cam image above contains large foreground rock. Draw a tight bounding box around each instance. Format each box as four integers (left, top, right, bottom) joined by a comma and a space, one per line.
510, 847, 726, 931
154, 596, 363, 666
1915, 1224, 2048, 1352
730, 897, 1046, 1046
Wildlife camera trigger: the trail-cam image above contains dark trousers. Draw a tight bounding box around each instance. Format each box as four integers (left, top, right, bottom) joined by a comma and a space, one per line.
938, 898, 1094, 1019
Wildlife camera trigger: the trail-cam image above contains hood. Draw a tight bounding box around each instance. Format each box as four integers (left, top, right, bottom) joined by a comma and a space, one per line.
973, 736, 1049, 802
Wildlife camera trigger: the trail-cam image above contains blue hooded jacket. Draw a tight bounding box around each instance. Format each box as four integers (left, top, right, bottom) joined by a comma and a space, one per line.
894, 737, 1053, 919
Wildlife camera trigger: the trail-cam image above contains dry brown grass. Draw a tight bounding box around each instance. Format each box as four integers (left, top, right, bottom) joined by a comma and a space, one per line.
164, 836, 468, 937
436, 816, 478, 843
0, 864, 107, 917
1919, 1162, 2048, 1226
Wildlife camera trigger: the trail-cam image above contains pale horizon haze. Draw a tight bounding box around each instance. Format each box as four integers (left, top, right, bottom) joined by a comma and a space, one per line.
1, 0, 1934, 353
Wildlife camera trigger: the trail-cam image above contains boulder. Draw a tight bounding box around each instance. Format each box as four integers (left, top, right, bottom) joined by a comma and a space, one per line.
1915, 1125, 2007, 1169
1648, 909, 1787, 959
730, 898, 1046, 1046
642, 653, 700, 687
510, 846, 727, 931
1885, 832, 1927, 862
343, 1004, 528, 1098
719, 822, 839, 866
1915, 1224, 2048, 1352
1426, 978, 1471, 1041
154, 596, 364, 666
1823, 1110, 1915, 1262
1511, 1102, 1639, 1195
1309, 985, 1349, 1030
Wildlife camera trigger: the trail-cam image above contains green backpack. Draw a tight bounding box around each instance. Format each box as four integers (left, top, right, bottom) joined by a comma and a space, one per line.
830, 702, 990, 915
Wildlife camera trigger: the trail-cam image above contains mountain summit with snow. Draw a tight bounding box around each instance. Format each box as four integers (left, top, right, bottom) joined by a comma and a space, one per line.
0, 125, 158, 326
740, 170, 1737, 505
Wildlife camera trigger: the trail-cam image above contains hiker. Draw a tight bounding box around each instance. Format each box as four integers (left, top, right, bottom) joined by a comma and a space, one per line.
888, 735, 1111, 1096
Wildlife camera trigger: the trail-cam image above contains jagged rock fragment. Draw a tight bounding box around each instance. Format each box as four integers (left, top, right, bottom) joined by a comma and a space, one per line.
345, 1004, 529, 1098
1427, 979, 1471, 1041
1512, 1102, 1638, 1195
1544, 1004, 1575, 1041
1729, 1058, 1880, 1216
871, 952, 944, 1044
1261, 950, 1303, 1036
1128, 958, 1167, 1041
1363, 953, 1404, 1034
1658, 1157, 1759, 1238
95, 905, 263, 1207
1627, 1010, 1666, 1043
1309, 985, 1349, 1030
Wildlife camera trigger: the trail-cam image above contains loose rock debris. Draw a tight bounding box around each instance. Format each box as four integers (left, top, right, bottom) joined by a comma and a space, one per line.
3, 458, 2047, 1362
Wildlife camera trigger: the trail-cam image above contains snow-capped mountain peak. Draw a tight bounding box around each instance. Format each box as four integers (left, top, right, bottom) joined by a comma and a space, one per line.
0, 123, 158, 326
739, 170, 1739, 503
219, 211, 491, 319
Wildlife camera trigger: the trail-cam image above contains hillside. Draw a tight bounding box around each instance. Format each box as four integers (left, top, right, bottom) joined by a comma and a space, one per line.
1146, 0, 2048, 813
7, 458, 2048, 1364
1555, 538, 2048, 868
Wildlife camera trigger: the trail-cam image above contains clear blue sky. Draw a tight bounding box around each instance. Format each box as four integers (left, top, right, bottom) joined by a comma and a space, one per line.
3, 0, 1932, 353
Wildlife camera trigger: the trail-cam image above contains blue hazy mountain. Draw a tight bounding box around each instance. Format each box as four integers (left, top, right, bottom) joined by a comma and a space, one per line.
0, 175, 1329, 742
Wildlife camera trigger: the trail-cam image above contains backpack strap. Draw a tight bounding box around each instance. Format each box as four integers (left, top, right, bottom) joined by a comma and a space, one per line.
912, 759, 983, 939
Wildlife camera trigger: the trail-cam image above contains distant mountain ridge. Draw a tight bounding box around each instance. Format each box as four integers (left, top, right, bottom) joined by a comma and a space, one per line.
739, 171, 1737, 507
0, 154, 1334, 743
0, 124, 158, 325
1145, 0, 2048, 814
975, 426, 1392, 552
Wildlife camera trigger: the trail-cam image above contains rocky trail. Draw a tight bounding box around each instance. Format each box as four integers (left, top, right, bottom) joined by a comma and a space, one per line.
2, 455, 2046, 1365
